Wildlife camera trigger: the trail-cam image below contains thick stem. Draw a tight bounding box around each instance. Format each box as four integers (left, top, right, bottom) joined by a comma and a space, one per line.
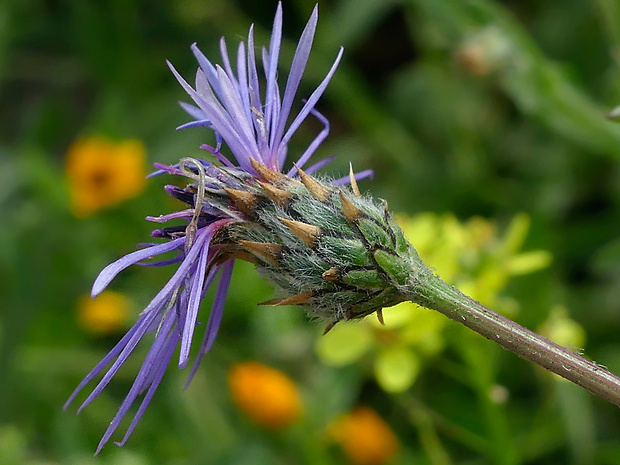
405, 273, 620, 408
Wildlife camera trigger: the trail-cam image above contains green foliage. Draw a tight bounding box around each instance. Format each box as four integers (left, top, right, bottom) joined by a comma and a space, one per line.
2, 0, 620, 463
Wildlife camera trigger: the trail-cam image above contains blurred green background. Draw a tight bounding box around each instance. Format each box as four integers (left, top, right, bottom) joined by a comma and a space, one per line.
3, 0, 620, 463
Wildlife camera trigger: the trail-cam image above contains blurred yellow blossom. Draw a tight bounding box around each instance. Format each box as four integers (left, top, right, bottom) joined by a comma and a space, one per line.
77, 291, 131, 335
316, 212, 552, 393
537, 305, 587, 384
329, 406, 398, 465
539, 305, 586, 351
66, 136, 147, 216
228, 362, 301, 429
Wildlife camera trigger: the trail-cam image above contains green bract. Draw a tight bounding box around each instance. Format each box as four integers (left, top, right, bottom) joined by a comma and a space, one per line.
214, 160, 424, 329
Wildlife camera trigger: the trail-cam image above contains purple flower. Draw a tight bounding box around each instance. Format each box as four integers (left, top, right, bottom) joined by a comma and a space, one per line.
65, 2, 350, 453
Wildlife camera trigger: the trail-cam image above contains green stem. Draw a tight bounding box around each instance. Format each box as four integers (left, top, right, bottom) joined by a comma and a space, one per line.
404, 273, 620, 408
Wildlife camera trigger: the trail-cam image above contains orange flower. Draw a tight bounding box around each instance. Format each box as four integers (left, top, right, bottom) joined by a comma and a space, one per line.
77, 291, 131, 335
228, 362, 301, 429
66, 136, 146, 216
330, 407, 398, 465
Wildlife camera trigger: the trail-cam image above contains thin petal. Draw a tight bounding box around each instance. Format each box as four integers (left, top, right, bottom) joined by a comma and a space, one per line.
332, 168, 374, 185
113, 330, 179, 448
191, 43, 221, 95
278, 47, 343, 152
247, 25, 267, 151
179, 238, 210, 367
304, 155, 335, 175
94, 312, 177, 453
76, 311, 160, 413
146, 210, 194, 223
63, 313, 152, 410
137, 224, 211, 317
271, 5, 318, 151
263, 2, 282, 135
219, 37, 238, 91
92, 237, 186, 297
287, 106, 329, 174
179, 101, 206, 120
169, 61, 250, 161
137, 256, 183, 267
176, 119, 213, 131
214, 65, 259, 160
184, 260, 234, 387
236, 42, 253, 136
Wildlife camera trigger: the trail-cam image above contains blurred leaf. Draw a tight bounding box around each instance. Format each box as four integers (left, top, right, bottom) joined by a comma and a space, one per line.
315, 323, 372, 366
407, 0, 620, 160
374, 345, 420, 393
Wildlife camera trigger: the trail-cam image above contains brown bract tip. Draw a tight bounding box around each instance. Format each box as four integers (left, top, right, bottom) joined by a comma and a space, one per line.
278, 217, 320, 248
349, 162, 361, 197
250, 157, 287, 184
239, 240, 282, 266
339, 191, 363, 223
259, 290, 314, 306
258, 181, 294, 207
322, 268, 339, 282
294, 163, 331, 202
224, 188, 260, 217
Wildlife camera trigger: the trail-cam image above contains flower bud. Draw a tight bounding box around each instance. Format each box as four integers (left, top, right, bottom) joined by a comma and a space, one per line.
212, 161, 425, 331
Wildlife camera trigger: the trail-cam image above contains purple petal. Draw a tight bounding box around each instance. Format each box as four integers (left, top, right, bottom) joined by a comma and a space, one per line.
236, 42, 253, 135
179, 238, 210, 368
200, 144, 235, 167
190, 43, 221, 95
63, 312, 153, 410
184, 260, 234, 387
76, 310, 160, 414
92, 237, 186, 297
332, 168, 374, 186
137, 224, 212, 317
179, 101, 206, 120
94, 312, 177, 454
287, 106, 330, 174
146, 210, 194, 223
271, 5, 318, 152
176, 119, 213, 131
219, 37, 238, 91
214, 65, 259, 160
113, 330, 179, 449
278, 47, 343, 152
246, 25, 266, 151
304, 156, 335, 175
263, 2, 282, 136
137, 256, 183, 267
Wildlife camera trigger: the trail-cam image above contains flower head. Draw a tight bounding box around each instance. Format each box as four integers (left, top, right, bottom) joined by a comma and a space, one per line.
77, 291, 131, 335
65, 3, 353, 453
66, 137, 146, 217
228, 361, 302, 429
329, 406, 399, 465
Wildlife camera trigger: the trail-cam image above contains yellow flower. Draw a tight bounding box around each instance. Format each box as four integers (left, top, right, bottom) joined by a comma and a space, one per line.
77, 291, 131, 335
330, 406, 398, 465
228, 362, 301, 429
66, 136, 147, 216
